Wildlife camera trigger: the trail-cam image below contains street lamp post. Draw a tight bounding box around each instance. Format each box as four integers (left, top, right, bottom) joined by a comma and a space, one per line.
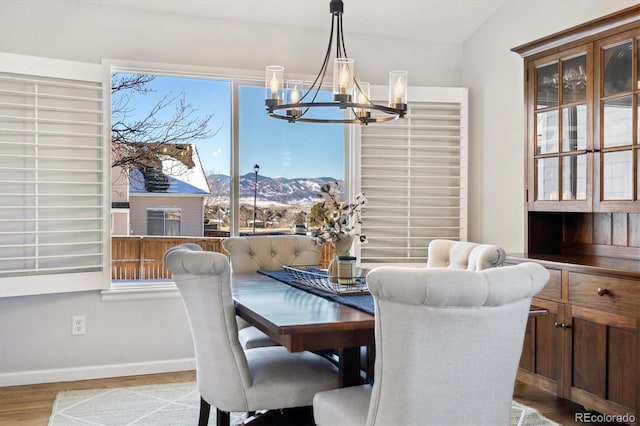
253, 164, 260, 234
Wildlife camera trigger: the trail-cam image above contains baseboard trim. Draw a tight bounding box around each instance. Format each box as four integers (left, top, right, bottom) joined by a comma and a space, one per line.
0, 358, 196, 387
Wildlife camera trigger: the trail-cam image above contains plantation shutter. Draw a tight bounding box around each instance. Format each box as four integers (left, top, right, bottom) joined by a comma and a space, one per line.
356, 87, 468, 265
0, 53, 107, 296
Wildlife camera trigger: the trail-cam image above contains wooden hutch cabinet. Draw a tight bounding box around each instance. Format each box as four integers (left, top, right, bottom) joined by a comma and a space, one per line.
510, 5, 640, 424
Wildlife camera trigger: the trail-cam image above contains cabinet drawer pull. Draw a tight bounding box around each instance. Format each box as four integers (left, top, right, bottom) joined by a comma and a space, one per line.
596, 287, 610, 296
554, 322, 571, 329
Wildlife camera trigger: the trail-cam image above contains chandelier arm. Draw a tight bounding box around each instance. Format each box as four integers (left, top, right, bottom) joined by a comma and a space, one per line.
310, 61, 329, 103
336, 13, 342, 59
299, 11, 335, 107
298, 47, 331, 118
311, 50, 330, 103
337, 13, 348, 59
298, 12, 339, 119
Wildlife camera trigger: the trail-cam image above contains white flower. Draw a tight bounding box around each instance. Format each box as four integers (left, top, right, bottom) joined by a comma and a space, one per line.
312, 181, 367, 248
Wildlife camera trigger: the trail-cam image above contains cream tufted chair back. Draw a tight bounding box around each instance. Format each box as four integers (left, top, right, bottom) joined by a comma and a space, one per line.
221, 234, 321, 349
222, 235, 321, 273
164, 243, 339, 426
426, 239, 506, 271
313, 262, 549, 426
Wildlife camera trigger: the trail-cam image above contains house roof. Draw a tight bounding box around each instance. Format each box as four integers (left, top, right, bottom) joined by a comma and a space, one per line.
129, 145, 211, 195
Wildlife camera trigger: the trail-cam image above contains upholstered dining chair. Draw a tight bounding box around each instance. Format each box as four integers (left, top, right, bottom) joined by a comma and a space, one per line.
314, 262, 549, 426
222, 234, 321, 273
426, 239, 506, 271
358, 239, 508, 381
164, 244, 339, 426
222, 234, 321, 349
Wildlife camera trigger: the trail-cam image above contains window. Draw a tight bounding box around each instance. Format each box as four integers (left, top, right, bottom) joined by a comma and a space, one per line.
111, 72, 230, 239
109, 72, 346, 239
1, 54, 467, 296
108, 69, 347, 285
236, 83, 345, 235
0, 53, 107, 297
147, 208, 181, 236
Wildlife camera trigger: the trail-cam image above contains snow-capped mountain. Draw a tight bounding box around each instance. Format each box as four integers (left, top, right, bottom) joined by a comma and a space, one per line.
207, 174, 343, 204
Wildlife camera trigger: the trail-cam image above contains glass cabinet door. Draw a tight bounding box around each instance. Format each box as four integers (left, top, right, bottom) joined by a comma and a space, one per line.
595, 33, 640, 211
530, 49, 591, 209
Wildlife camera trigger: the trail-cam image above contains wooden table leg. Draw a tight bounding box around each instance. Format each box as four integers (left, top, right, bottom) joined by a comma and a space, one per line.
365, 344, 375, 383
338, 347, 361, 387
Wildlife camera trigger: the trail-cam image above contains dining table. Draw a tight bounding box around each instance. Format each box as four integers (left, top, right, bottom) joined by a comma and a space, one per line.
232, 271, 375, 387
232, 269, 549, 388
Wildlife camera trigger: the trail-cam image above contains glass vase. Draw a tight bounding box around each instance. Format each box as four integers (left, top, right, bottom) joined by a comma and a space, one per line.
328, 234, 355, 282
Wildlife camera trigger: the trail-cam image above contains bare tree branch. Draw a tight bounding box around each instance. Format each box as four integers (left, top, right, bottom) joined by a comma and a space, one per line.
111, 73, 220, 175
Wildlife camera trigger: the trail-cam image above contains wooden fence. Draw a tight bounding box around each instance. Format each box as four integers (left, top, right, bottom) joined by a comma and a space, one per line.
111, 236, 334, 281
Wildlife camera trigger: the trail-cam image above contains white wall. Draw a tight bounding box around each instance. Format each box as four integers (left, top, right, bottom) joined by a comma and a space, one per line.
0, 0, 637, 384
462, 0, 638, 251
0, 290, 195, 385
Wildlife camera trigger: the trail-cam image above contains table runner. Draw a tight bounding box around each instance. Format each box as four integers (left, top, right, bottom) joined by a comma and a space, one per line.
258, 269, 375, 315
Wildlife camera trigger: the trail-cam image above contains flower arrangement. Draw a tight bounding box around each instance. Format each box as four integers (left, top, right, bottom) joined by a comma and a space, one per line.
311, 181, 367, 256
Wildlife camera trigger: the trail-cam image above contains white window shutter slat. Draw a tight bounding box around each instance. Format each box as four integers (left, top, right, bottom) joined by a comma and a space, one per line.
357, 87, 468, 265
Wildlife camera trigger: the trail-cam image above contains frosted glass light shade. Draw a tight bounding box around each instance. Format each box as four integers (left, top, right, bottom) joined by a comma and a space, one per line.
355, 81, 370, 119
286, 80, 303, 117
287, 80, 303, 104
333, 58, 354, 101
265, 65, 284, 101
355, 81, 370, 104
389, 70, 408, 107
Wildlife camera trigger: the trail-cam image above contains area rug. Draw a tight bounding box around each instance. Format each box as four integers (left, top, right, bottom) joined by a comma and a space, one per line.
48, 381, 559, 426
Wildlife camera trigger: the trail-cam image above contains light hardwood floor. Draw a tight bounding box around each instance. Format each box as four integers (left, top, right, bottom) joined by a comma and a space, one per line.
0, 371, 196, 426
0, 373, 627, 426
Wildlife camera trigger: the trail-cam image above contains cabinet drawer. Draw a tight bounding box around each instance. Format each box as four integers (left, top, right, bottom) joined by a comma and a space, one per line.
535, 268, 561, 301
568, 272, 639, 316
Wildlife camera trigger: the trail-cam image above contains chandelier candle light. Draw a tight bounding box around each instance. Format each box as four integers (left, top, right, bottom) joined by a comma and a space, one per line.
264, 0, 407, 125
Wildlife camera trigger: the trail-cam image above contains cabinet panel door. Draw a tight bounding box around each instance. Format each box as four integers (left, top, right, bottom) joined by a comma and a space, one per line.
535, 312, 562, 381
569, 305, 637, 416
572, 317, 606, 396
608, 326, 637, 409
519, 298, 562, 395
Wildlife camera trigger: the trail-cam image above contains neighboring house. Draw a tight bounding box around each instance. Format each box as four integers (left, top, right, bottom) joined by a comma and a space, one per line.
110, 144, 211, 237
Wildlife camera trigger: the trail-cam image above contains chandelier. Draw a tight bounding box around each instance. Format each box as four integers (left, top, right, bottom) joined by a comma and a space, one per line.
264, 0, 408, 125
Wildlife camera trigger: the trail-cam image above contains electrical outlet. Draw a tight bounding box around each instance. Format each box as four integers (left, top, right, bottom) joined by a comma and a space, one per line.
72, 315, 86, 335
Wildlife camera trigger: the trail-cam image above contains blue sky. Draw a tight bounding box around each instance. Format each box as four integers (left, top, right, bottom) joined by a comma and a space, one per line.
112, 74, 344, 180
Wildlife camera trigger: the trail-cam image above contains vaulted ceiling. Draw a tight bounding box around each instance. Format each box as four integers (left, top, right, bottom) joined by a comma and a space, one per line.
73, 0, 507, 44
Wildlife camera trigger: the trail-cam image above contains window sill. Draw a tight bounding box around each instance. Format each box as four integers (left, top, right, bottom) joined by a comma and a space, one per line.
101, 281, 180, 302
